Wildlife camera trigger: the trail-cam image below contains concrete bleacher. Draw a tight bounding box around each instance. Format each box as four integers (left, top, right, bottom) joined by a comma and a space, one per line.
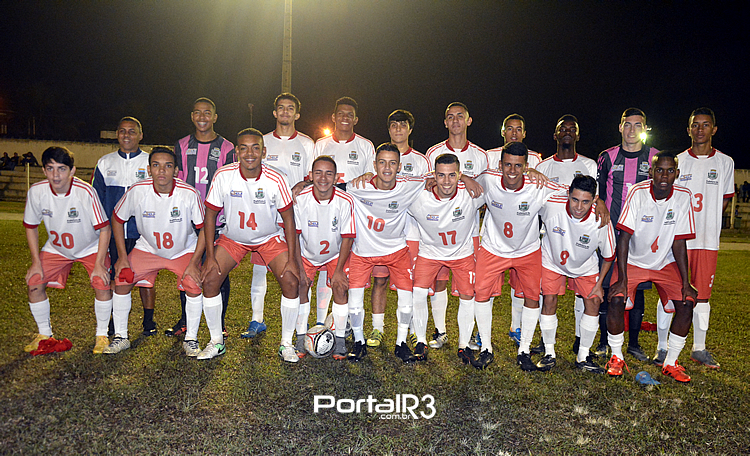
0, 166, 94, 202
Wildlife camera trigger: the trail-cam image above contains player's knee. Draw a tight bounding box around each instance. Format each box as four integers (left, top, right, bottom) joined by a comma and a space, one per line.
182, 276, 201, 295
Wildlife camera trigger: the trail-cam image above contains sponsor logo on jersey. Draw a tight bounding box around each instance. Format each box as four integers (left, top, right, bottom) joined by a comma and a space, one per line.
519, 202, 529, 211
642, 215, 653, 222
611, 164, 624, 172
107, 170, 117, 177
42, 209, 53, 217
267, 154, 279, 161
491, 200, 503, 209
171, 207, 180, 217
68, 207, 78, 218
453, 207, 462, 217
186, 148, 197, 156
680, 174, 692, 182
404, 163, 413, 173
579, 234, 590, 244
308, 220, 319, 228
136, 168, 146, 179
360, 198, 373, 207
464, 160, 473, 171
209, 147, 221, 162
552, 226, 565, 236
292, 152, 301, 162
639, 162, 650, 174
255, 188, 264, 199
349, 151, 358, 160
230, 190, 243, 197
427, 214, 439, 221
550, 177, 560, 183
143, 211, 156, 218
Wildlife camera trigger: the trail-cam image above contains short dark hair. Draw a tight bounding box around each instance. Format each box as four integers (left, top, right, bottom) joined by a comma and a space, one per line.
335, 97, 358, 116
501, 141, 528, 162
570, 175, 597, 197
237, 128, 265, 148
652, 150, 679, 167
312, 155, 337, 174
445, 102, 469, 118
689, 107, 716, 126
42, 146, 74, 168
375, 142, 400, 160
118, 116, 142, 133
502, 113, 525, 130
388, 109, 415, 130
149, 146, 177, 166
194, 97, 217, 112
621, 108, 646, 124
275, 93, 301, 112
435, 153, 460, 169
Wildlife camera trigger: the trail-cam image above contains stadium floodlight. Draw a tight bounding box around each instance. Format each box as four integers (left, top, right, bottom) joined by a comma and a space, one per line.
323, 128, 331, 136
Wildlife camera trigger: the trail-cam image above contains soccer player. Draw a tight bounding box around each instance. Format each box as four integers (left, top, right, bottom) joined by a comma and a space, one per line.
293, 156, 356, 359
23, 147, 112, 353
537, 175, 616, 372
91, 117, 154, 347
104, 147, 206, 355
653, 108, 734, 369
345, 143, 425, 362
409, 153, 483, 363
202, 128, 301, 362
167, 98, 235, 339
596, 108, 659, 362
607, 151, 697, 382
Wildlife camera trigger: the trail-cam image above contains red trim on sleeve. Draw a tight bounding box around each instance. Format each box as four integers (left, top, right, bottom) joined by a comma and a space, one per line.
195, 222, 204, 230
615, 223, 634, 234
278, 201, 293, 212
94, 220, 110, 230
602, 254, 616, 262
23, 222, 39, 229
205, 201, 223, 212
724, 193, 735, 199
296, 229, 302, 234
112, 213, 128, 225
675, 233, 696, 241
341, 234, 356, 238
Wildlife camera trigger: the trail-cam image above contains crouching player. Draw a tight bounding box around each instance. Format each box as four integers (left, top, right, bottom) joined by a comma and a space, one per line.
608, 151, 697, 382
294, 156, 356, 359
23, 146, 112, 353
203, 128, 301, 362
537, 175, 615, 373
105, 147, 206, 355
408, 154, 483, 364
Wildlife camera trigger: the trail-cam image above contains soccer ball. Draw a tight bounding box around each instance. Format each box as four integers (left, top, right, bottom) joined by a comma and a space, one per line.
305, 324, 335, 358
324, 313, 352, 338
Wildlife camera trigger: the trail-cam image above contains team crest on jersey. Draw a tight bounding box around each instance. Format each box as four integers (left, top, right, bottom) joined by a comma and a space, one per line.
171, 207, 180, 217
642, 215, 653, 222
386, 201, 399, 213
465, 160, 473, 171
639, 162, 650, 174
67, 207, 78, 218
332, 216, 338, 229
255, 188, 265, 199
552, 226, 565, 236
666, 209, 674, 220
404, 163, 413, 173
491, 200, 503, 209
136, 168, 147, 179
427, 214, 440, 221
453, 207, 462, 217
230, 190, 243, 197
209, 147, 221, 162
519, 202, 529, 211
308, 220, 319, 228
579, 234, 590, 244
574, 171, 583, 178
143, 211, 156, 218
708, 169, 718, 180
42, 209, 53, 217
349, 151, 358, 160
107, 170, 117, 177
292, 152, 301, 162
186, 148, 197, 156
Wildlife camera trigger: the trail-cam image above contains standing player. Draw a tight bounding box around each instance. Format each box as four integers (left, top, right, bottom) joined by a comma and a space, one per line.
104, 147, 206, 355
294, 156, 356, 359
91, 117, 154, 347
167, 98, 235, 339
23, 147, 112, 353
202, 128, 301, 362
607, 151, 697, 382
654, 108, 733, 368
596, 108, 659, 362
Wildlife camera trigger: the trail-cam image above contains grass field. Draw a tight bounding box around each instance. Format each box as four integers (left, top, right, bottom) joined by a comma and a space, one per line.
1, 216, 749, 455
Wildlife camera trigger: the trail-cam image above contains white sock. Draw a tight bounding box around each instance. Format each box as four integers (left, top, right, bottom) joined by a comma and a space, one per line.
332, 302, 348, 338
578, 314, 599, 362
395, 289, 413, 345
474, 300, 493, 353
251, 264, 267, 322
656, 300, 673, 351
297, 300, 310, 335
372, 313, 385, 333
316, 271, 332, 320
203, 294, 224, 344
185, 294, 203, 340
112, 292, 131, 338
348, 287, 366, 343
510, 290, 523, 331
665, 332, 687, 367
539, 313, 558, 358
608, 331, 624, 360
94, 298, 112, 337
574, 295, 584, 338
280, 295, 300, 347
29, 299, 52, 336
692, 302, 710, 352
457, 298, 475, 349
430, 289, 448, 333
519, 306, 540, 354
412, 287, 430, 344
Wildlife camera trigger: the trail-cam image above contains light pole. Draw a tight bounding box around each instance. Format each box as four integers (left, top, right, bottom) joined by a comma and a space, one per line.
248, 103, 254, 128
282, 0, 292, 93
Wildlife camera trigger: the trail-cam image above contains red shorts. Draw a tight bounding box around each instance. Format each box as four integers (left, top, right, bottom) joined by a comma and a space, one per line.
215, 234, 288, 266
302, 256, 350, 284
475, 247, 541, 302
688, 249, 718, 300
382, 240, 450, 290
28, 251, 111, 290
611, 262, 684, 313
541, 267, 598, 298
349, 247, 413, 291
116, 249, 201, 294
250, 251, 269, 267
413, 255, 475, 296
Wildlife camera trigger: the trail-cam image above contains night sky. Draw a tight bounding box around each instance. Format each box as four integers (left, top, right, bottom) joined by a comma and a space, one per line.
1, 1, 747, 168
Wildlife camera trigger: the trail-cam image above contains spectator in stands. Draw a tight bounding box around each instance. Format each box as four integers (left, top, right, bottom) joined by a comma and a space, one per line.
1, 153, 10, 170
21, 152, 40, 167
742, 181, 750, 203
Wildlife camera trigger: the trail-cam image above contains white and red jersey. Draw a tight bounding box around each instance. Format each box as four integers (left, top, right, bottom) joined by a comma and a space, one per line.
398, 148, 431, 242
263, 130, 315, 187
426, 140, 489, 178
113, 178, 204, 260
476, 171, 565, 258
205, 163, 293, 246
408, 183, 483, 260
616, 181, 696, 270
313, 132, 375, 183
540, 197, 616, 277
486, 147, 542, 170
24, 177, 109, 260
677, 148, 734, 250
294, 186, 356, 266
536, 153, 598, 188
346, 176, 424, 257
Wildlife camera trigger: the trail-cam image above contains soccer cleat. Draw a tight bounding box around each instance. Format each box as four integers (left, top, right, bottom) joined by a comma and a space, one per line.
652, 349, 667, 367
662, 361, 691, 382
394, 342, 417, 363
102, 336, 130, 354
142, 321, 157, 337
530, 339, 545, 355
536, 354, 557, 372
197, 341, 226, 360
164, 320, 186, 337
575, 355, 606, 374
472, 349, 494, 370
428, 329, 448, 349
92, 335, 109, 354
626, 345, 650, 362
691, 350, 720, 369
407, 332, 418, 347
413, 342, 428, 361
593, 343, 610, 359
606, 355, 629, 377
509, 328, 521, 346
240, 320, 267, 339
332, 336, 347, 360
571, 336, 580, 355
366, 329, 384, 347
295, 336, 307, 359
25, 334, 51, 353
468, 332, 482, 350
347, 341, 367, 362
183, 339, 200, 357
517, 352, 538, 372
278, 344, 300, 363
457, 347, 475, 365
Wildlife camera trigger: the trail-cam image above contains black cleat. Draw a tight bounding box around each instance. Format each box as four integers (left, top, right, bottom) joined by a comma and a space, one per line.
536, 354, 557, 372
457, 347, 475, 365
626, 345, 650, 362
517, 352, 538, 371
530, 339, 545, 355
472, 349, 494, 370
575, 354, 606, 374
593, 343, 610, 359
142, 322, 157, 337
347, 341, 367, 362
572, 336, 580, 355
164, 320, 186, 337
395, 342, 417, 363
413, 342, 428, 361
